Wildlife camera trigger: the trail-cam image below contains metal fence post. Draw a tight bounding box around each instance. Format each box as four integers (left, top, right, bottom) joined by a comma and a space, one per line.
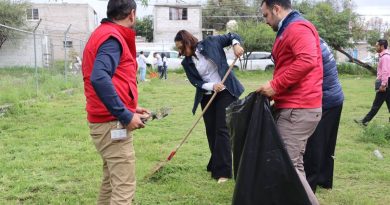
64, 24, 72, 82
33, 19, 42, 95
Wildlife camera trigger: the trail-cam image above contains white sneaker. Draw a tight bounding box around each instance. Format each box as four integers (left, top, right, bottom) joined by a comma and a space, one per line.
217, 177, 229, 184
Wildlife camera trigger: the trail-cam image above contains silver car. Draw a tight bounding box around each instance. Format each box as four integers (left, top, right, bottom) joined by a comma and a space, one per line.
227, 51, 274, 71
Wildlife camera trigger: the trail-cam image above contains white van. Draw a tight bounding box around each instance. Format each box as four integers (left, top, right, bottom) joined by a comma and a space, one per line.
137, 50, 183, 70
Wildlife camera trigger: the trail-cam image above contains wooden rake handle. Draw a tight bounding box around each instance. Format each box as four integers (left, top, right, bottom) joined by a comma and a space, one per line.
166, 57, 239, 161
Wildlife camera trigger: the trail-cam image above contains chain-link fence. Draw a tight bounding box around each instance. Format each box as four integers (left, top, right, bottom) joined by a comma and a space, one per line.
0, 22, 85, 72
0, 23, 85, 105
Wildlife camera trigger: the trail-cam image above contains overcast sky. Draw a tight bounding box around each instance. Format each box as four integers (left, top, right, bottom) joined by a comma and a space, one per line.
30, 0, 390, 22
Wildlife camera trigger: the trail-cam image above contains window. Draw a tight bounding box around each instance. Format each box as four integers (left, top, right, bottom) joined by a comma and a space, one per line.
26, 8, 39, 20
169, 8, 187, 20
63, 41, 73, 48
169, 52, 178, 58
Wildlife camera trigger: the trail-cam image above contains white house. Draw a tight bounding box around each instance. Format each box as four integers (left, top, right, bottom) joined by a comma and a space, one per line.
153, 3, 202, 45
0, 2, 98, 68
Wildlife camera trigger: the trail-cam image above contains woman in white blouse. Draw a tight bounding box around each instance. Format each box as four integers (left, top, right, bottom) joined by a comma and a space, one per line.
174, 30, 244, 183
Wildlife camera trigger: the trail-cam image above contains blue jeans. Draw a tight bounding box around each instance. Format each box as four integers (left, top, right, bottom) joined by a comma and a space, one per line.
139, 66, 146, 81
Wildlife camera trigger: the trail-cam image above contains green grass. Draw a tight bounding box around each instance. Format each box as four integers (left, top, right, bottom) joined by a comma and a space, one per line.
0, 70, 390, 204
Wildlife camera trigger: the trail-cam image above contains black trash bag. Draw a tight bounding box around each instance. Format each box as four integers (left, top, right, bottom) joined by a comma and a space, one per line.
226, 92, 311, 205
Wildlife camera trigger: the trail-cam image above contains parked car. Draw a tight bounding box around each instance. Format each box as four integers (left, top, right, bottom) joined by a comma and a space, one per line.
360, 55, 378, 65
136, 50, 183, 70
227, 51, 274, 71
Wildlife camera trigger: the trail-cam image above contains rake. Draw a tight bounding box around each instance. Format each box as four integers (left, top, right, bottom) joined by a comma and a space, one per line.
145, 57, 239, 179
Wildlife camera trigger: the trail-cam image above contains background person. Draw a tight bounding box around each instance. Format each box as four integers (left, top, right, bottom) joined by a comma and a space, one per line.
174, 30, 244, 183
257, 0, 323, 204
355, 39, 390, 126
153, 52, 163, 78
160, 52, 168, 80
137, 51, 147, 82
304, 38, 344, 193
82, 0, 149, 204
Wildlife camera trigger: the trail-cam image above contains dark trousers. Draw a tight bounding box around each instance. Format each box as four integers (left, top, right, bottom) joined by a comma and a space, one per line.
159, 66, 167, 79
362, 88, 390, 123
303, 104, 343, 193
201, 89, 235, 179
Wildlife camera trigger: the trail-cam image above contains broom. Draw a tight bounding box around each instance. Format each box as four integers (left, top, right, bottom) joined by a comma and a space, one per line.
145, 57, 239, 179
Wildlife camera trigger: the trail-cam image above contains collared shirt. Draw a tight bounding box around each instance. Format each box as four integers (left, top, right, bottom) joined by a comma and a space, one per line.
137, 54, 147, 68
194, 39, 240, 92
155, 54, 163, 66
378, 49, 390, 86
278, 10, 293, 31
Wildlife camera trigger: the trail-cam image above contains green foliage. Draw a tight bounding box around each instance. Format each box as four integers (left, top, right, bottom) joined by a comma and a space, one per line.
360, 123, 390, 145
203, 0, 258, 30
366, 30, 381, 47
1, 71, 390, 204
135, 15, 153, 42
233, 21, 274, 70
234, 20, 274, 53
0, 65, 81, 105
337, 62, 371, 75
296, 0, 353, 49
0, 0, 29, 48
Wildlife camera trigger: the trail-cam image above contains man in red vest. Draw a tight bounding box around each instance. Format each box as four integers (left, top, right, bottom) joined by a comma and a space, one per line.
82, 0, 149, 204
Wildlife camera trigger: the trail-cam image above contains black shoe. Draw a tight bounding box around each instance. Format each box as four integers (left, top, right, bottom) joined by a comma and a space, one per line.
354, 118, 368, 126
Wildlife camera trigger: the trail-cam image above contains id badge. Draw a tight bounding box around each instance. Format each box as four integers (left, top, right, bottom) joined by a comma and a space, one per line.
110, 122, 127, 141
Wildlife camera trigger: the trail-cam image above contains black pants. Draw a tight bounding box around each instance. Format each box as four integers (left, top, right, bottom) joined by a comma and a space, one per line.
362, 88, 390, 123
201, 90, 235, 179
303, 104, 343, 193
159, 66, 167, 79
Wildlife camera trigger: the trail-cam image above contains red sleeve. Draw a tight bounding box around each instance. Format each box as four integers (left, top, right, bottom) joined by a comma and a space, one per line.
270, 24, 320, 94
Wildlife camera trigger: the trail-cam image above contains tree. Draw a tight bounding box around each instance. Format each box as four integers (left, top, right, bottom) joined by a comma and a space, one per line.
203, 0, 258, 31
135, 15, 153, 42
233, 20, 275, 70
295, 0, 376, 74
0, 0, 29, 49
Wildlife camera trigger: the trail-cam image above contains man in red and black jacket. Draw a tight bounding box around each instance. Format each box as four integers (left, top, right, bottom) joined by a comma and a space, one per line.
257, 0, 322, 204
82, 0, 149, 204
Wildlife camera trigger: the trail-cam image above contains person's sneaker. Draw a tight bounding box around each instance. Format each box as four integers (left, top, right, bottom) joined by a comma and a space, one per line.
217, 177, 229, 184
354, 118, 368, 126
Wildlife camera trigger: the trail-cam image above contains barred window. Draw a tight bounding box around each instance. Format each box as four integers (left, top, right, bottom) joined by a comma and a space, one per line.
27, 8, 39, 20
169, 8, 187, 20
63, 41, 73, 48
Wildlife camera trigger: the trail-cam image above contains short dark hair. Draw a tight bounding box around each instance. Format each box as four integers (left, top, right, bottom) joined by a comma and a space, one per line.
174, 30, 198, 56
261, 0, 292, 9
377, 39, 388, 49
107, 0, 137, 20
140, 51, 144, 54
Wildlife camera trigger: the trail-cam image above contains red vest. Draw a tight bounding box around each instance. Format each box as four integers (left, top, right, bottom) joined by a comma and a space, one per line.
82, 22, 138, 123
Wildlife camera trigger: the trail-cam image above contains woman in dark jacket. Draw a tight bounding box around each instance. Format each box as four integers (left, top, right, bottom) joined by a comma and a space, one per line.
174, 30, 244, 183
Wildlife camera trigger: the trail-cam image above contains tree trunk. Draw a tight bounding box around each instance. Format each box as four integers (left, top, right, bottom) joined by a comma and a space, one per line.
0, 36, 7, 49
334, 46, 376, 75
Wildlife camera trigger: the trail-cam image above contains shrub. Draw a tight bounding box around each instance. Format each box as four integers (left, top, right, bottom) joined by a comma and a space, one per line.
360, 123, 390, 145
337, 62, 372, 75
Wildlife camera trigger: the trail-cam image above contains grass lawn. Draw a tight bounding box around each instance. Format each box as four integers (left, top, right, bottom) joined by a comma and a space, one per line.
0, 70, 389, 204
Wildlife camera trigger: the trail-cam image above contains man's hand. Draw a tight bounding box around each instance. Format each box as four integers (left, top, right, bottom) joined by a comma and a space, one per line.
136, 106, 150, 115
379, 85, 387, 92
126, 113, 147, 131
233, 44, 244, 58
213, 82, 226, 93
256, 81, 276, 97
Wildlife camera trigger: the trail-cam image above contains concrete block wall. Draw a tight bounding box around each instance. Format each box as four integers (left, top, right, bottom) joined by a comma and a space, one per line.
0, 35, 43, 68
